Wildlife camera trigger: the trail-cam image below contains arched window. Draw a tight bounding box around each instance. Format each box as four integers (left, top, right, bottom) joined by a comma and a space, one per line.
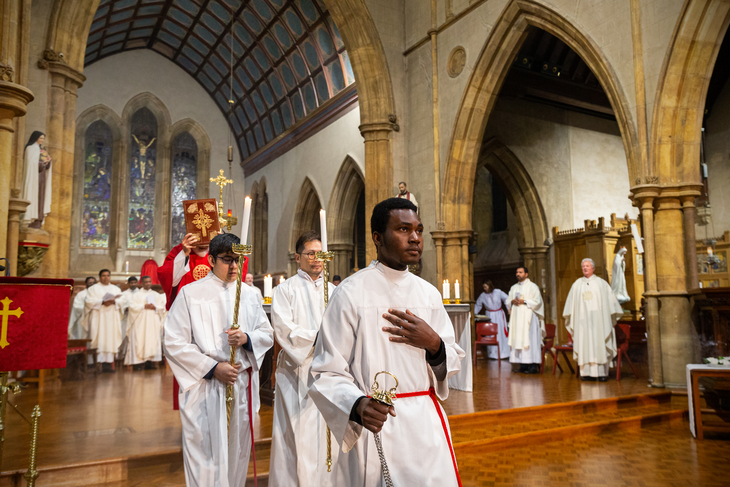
81, 120, 113, 248
128, 107, 158, 250
170, 132, 198, 246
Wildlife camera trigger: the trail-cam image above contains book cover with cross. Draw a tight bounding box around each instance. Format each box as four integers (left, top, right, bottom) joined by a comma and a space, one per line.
183, 198, 221, 244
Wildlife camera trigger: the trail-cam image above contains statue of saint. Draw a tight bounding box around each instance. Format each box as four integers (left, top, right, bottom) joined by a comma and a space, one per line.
21, 131, 53, 228
610, 246, 631, 304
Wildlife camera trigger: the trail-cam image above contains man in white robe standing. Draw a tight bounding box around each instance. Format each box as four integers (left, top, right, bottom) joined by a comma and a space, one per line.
309, 198, 465, 487
563, 258, 623, 382
85, 269, 123, 372
68, 276, 96, 339
125, 276, 166, 370
118, 276, 138, 360
164, 233, 274, 487
270, 231, 335, 487
507, 266, 545, 374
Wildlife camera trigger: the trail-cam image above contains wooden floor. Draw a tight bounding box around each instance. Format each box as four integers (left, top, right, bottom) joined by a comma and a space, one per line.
1, 355, 727, 486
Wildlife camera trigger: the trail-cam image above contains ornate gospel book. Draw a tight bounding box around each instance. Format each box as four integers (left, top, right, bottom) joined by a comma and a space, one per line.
183, 198, 221, 244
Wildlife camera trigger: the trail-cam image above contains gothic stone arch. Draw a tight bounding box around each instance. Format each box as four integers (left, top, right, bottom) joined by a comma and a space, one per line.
327, 156, 365, 279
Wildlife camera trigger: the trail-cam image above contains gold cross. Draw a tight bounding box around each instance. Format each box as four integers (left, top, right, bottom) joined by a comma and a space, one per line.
192, 209, 213, 237
210, 169, 233, 190
0, 297, 24, 349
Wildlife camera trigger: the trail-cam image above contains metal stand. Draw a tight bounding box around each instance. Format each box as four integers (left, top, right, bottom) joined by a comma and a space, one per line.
0, 372, 42, 486
316, 250, 334, 472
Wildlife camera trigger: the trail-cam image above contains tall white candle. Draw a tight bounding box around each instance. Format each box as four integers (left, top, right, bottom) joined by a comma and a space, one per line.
455, 280, 460, 300
125, 261, 129, 273
442, 280, 450, 300
241, 197, 252, 244
279, 275, 285, 285
319, 209, 328, 252
264, 274, 272, 297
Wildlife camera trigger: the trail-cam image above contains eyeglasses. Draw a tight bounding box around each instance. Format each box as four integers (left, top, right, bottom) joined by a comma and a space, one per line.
215, 256, 238, 266
299, 251, 318, 260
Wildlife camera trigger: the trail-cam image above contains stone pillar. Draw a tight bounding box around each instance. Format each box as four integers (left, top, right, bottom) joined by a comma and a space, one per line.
37, 53, 85, 278
431, 229, 473, 299
329, 242, 354, 280
359, 121, 395, 263
0, 80, 34, 260
7, 189, 30, 275
681, 194, 700, 290
653, 191, 700, 386
634, 192, 663, 386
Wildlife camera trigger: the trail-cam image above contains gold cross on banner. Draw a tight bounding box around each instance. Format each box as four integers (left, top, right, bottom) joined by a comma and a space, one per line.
0, 297, 23, 349
192, 209, 213, 237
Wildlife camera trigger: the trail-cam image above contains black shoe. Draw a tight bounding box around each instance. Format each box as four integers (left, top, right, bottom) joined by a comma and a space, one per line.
580, 376, 597, 382
132, 364, 144, 371
144, 361, 157, 370
101, 363, 114, 373
598, 376, 609, 382
525, 365, 539, 374
519, 364, 528, 373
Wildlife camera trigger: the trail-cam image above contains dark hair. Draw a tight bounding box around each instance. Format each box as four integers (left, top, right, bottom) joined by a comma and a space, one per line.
516, 265, 529, 274
398, 181, 407, 187
25, 131, 44, 148
127, 276, 138, 283
140, 275, 151, 281
370, 198, 418, 235
483, 280, 494, 290
333, 275, 342, 281
209, 233, 241, 259
85, 276, 96, 285
99, 269, 111, 277
295, 231, 320, 254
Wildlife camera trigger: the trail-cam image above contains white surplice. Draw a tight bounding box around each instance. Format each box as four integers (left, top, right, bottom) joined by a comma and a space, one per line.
68, 289, 88, 339
270, 269, 336, 487
309, 261, 465, 487
507, 279, 545, 364
125, 289, 166, 365
563, 275, 623, 377
163, 272, 274, 487
475, 289, 510, 359
120, 288, 138, 338
85, 282, 123, 363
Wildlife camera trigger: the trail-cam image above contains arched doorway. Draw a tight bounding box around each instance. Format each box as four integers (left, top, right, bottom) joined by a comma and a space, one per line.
289, 177, 322, 277
328, 156, 366, 280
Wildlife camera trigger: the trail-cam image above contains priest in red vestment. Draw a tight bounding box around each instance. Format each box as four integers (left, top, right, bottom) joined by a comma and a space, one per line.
159, 232, 248, 408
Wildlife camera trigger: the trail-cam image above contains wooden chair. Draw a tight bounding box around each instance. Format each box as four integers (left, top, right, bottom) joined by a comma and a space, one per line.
67, 339, 97, 378
615, 324, 639, 381
541, 323, 558, 373
553, 331, 578, 376
474, 321, 500, 368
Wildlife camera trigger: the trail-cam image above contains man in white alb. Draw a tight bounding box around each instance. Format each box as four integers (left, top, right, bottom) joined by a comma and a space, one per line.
245, 273, 264, 303
118, 276, 138, 359
68, 276, 96, 339
563, 258, 623, 382
164, 233, 274, 487
125, 276, 166, 370
309, 198, 465, 486
86, 269, 123, 372
395, 181, 419, 212
270, 230, 336, 486
507, 266, 545, 374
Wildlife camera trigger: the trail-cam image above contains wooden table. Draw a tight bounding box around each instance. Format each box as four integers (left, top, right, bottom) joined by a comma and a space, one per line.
687, 364, 730, 439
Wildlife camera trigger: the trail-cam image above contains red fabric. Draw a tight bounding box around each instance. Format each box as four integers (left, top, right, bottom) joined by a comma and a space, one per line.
140, 259, 160, 285
395, 388, 463, 487
247, 368, 258, 487
158, 245, 248, 409
0, 277, 74, 371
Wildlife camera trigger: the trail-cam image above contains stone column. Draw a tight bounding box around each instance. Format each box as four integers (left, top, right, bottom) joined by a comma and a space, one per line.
0, 80, 34, 260
37, 53, 85, 278
681, 193, 701, 290
431, 229, 473, 299
7, 189, 30, 275
359, 121, 395, 263
329, 242, 354, 280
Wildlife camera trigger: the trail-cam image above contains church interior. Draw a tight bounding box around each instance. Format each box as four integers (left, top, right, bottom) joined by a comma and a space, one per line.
1, 0, 730, 485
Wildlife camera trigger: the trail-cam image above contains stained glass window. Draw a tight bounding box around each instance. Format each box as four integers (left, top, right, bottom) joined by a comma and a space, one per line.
128, 107, 157, 249
170, 132, 198, 246
81, 120, 113, 248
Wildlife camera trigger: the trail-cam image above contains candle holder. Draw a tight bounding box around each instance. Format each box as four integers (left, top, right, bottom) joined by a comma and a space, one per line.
263, 296, 272, 304
443, 298, 450, 305
316, 249, 335, 472
454, 299, 461, 304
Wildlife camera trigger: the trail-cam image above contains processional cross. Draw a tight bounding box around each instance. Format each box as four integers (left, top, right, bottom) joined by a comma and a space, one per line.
0, 297, 23, 349
210, 169, 236, 229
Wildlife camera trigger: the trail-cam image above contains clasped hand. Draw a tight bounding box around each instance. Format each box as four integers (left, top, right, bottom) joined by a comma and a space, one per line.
214, 362, 241, 385
357, 397, 396, 434
225, 328, 248, 348
382, 309, 441, 355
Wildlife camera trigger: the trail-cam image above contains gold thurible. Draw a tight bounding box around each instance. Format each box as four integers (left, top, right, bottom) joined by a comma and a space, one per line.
316, 250, 335, 472
226, 243, 252, 436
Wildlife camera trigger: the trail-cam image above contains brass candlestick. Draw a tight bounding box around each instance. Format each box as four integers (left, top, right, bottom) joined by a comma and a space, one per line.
0, 372, 20, 471
316, 250, 335, 472
226, 243, 252, 436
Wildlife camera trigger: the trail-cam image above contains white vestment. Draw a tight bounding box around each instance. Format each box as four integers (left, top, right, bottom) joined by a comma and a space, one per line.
309, 261, 464, 487
125, 289, 166, 365
68, 289, 89, 339
563, 275, 623, 377
120, 288, 138, 338
610, 249, 630, 304
247, 283, 264, 304
270, 269, 335, 487
85, 283, 123, 363
164, 273, 274, 487
475, 289, 510, 359
507, 279, 545, 364
396, 191, 419, 211
21, 143, 52, 222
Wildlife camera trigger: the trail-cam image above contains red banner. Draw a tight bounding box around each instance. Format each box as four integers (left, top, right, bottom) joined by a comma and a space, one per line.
0, 277, 74, 371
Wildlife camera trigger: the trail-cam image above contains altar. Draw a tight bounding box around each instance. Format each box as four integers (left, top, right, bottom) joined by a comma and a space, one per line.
445, 303, 473, 392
